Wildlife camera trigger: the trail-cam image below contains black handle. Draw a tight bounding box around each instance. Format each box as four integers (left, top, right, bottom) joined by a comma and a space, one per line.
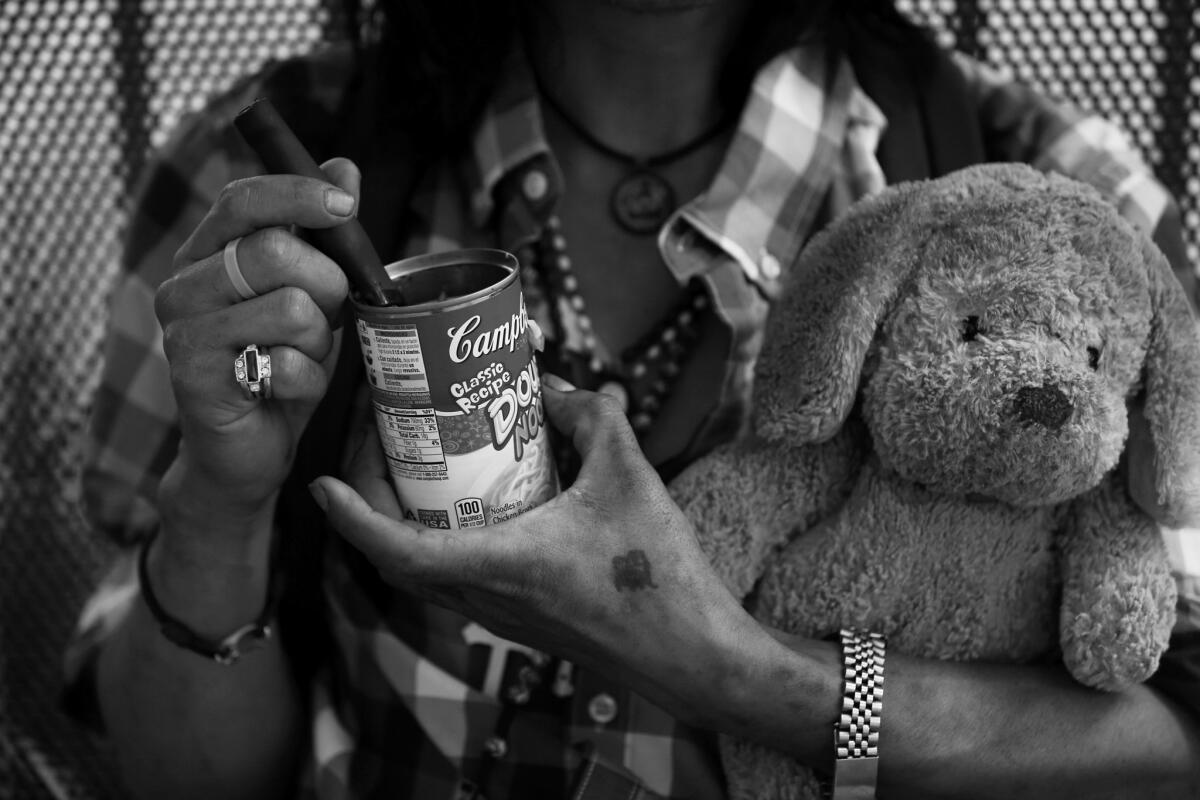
235, 97, 391, 306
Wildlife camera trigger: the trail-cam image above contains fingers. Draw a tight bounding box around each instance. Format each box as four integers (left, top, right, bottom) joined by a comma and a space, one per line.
540, 375, 670, 516
161, 286, 338, 414
311, 477, 489, 584
255, 346, 326, 402
177, 172, 359, 266
527, 319, 546, 352
164, 158, 362, 316
163, 285, 335, 361
169, 342, 329, 410
319, 157, 361, 199
541, 375, 646, 475
343, 414, 388, 482
341, 417, 405, 519
310, 477, 404, 567
158, 227, 349, 320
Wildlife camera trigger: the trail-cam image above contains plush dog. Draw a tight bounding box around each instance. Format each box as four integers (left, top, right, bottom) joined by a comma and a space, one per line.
670, 163, 1200, 800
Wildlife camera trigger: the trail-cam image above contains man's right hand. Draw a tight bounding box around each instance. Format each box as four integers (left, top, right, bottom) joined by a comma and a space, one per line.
152, 158, 359, 538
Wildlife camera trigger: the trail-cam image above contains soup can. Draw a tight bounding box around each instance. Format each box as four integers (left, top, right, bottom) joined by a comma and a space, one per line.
351, 249, 559, 529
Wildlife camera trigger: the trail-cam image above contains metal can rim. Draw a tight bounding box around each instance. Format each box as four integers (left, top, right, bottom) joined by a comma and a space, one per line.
365, 248, 519, 317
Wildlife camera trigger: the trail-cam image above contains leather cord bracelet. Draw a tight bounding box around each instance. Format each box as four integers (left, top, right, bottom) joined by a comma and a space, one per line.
137, 533, 280, 665
831, 628, 886, 800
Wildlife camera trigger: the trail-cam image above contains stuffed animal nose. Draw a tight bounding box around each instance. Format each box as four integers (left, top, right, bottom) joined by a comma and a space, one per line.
1013, 385, 1073, 429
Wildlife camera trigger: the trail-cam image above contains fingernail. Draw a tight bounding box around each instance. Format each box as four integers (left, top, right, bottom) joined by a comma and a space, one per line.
324, 189, 355, 217
308, 480, 329, 511
542, 373, 576, 392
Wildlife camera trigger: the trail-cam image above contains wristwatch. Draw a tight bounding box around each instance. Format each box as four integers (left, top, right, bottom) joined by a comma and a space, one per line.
832, 629, 886, 800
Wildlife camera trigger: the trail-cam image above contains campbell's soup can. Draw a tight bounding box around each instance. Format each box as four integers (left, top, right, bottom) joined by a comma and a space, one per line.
351, 249, 559, 529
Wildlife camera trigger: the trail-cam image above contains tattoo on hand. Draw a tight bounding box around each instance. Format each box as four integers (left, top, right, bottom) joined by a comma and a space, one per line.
612, 549, 658, 592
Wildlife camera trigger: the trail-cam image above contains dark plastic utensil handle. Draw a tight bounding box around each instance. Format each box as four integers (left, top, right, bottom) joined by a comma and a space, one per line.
235, 97, 391, 306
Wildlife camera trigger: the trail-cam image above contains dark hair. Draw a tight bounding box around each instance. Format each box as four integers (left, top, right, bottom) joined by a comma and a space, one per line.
342, 0, 934, 153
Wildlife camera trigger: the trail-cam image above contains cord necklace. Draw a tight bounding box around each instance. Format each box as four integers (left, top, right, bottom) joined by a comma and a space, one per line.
536, 81, 733, 235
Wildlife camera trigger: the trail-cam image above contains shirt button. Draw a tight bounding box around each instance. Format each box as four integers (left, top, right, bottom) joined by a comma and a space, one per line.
760, 251, 782, 281
675, 228, 696, 252
587, 692, 619, 725
522, 169, 549, 201
483, 735, 508, 758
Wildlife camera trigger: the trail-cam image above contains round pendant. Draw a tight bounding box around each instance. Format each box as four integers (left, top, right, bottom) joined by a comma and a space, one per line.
610, 170, 676, 236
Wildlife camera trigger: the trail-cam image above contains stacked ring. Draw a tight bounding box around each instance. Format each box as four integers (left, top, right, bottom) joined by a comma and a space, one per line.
234, 344, 273, 400
223, 237, 258, 301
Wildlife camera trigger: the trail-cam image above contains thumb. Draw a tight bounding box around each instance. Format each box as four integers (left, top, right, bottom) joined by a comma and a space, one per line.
319, 157, 362, 210
340, 415, 404, 518
310, 476, 494, 584
310, 476, 423, 576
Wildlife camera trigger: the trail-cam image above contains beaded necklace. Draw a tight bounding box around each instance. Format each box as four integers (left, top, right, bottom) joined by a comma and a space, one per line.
519, 215, 710, 440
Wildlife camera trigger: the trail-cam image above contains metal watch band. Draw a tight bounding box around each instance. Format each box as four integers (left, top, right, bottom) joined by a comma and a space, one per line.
832, 628, 886, 800
137, 533, 279, 666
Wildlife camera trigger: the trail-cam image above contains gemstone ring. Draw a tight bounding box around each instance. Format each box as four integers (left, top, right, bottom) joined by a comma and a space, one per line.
233, 344, 272, 400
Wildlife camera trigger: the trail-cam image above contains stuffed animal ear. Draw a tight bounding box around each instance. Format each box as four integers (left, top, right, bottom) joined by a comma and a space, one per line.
1129, 235, 1200, 528
754, 181, 925, 443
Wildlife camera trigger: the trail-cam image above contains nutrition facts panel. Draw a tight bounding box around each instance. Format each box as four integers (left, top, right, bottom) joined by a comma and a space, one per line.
357, 318, 446, 478
374, 403, 447, 479
356, 320, 431, 403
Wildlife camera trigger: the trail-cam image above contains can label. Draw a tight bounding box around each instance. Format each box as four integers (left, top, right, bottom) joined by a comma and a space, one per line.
353, 250, 559, 529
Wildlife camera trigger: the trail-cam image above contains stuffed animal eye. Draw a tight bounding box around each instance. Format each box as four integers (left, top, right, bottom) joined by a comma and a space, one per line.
1087, 346, 1101, 370
961, 316, 981, 342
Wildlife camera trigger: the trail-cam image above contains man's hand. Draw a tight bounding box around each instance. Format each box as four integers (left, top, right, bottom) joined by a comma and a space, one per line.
155, 159, 357, 530
309, 377, 758, 713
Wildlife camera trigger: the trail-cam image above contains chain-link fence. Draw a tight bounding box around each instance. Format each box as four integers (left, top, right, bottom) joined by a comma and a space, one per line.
1, 2, 1197, 797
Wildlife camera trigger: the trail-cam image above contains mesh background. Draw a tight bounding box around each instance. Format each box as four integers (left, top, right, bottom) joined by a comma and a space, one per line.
0, 3, 348, 798
0, 2, 1197, 798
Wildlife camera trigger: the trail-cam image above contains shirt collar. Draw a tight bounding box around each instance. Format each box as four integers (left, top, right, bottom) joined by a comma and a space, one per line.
463, 41, 888, 280
666, 44, 888, 290
463, 47, 555, 228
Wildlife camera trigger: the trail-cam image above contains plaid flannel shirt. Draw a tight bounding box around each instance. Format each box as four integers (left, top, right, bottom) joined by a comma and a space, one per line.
68, 36, 1199, 800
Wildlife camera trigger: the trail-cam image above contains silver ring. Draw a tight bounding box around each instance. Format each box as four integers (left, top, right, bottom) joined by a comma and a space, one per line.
234, 344, 272, 400
223, 237, 257, 301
